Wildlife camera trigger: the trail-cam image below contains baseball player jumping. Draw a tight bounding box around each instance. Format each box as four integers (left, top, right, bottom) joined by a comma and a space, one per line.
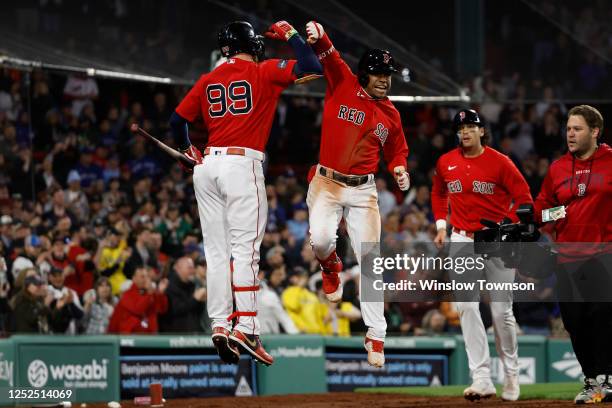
431, 109, 533, 401
305, 21, 409, 368
169, 21, 322, 365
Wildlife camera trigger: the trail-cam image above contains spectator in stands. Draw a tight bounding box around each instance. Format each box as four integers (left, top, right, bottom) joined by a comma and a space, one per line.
258, 267, 299, 335
124, 225, 158, 279
107, 266, 168, 334
63, 73, 99, 117
63, 170, 89, 223
159, 257, 205, 333
82, 277, 116, 334
95, 225, 131, 294
376, 178, 397, 219
420, 309, 448, 336
156, 202, 192, 258
316, 280, 361, 337
46, 267, 84, 334
282, 268, 326, 334
286, 202, 309, 246
11, 235, 42, 281
12, 274, 52, 333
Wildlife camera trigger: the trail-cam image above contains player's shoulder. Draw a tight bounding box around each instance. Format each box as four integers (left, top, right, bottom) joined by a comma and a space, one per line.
484, 146, 515, 165
437, 148, 461, 166
548, 152, 572, 172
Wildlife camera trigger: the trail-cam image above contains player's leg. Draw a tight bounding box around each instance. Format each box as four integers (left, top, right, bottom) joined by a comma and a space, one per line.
306, 170, 344, 302
342, 181, 386, 367
450, 232, 496, 401
221, 157, 273, 365
485, 257, 519, 401
193, 161, 239, 363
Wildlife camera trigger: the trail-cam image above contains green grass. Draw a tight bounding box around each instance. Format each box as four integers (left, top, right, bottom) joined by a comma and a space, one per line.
356, 382, 581, 400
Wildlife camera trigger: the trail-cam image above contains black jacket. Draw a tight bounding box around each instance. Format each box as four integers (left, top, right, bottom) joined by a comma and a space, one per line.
159, 273, 204, 333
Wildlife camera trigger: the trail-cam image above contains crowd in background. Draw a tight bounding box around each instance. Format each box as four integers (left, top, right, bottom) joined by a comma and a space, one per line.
1, 59, 599, 339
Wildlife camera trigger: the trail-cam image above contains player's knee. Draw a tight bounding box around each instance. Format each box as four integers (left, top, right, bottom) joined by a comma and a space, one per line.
490, 302, 514, 321
455, 302, 479, 315
309, 230, 335, 258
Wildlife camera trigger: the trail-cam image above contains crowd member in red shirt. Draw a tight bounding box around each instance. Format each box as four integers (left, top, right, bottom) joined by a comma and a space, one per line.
304, 21, 409, 368
432, 109, 532, 402
169, 21, 322, 366
107, 266, 168, 334
534, 105, 612, 404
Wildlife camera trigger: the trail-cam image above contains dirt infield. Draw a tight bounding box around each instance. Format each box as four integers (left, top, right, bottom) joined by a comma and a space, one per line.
81, 392, 572, 408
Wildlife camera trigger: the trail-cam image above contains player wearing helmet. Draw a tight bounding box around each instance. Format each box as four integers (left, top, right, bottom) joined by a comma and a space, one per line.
305, 21, 409, 368
432, 109, 533, 401
168, 20, 322, 366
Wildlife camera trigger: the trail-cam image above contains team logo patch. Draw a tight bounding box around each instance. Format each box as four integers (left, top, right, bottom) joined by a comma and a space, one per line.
577, 183, 586, 196
459, 111, 465, 120
383, 53, 391, 64
277, 59, 288, 69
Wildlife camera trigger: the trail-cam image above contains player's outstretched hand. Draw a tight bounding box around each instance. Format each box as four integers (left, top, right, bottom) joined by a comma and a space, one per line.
264, 20, 298, 41
394, 167, 410, 191
305, 21, 324, 44
434, 229, 447, 249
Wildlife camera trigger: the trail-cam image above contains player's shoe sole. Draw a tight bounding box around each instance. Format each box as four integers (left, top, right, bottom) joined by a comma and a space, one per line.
212, 328, 240, 364
229, 330, 274, 366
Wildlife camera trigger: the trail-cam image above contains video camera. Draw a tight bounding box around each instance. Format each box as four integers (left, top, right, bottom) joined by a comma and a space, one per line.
474, 204, 555, 276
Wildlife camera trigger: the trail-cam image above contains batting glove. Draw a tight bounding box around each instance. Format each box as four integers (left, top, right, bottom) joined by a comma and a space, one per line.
178, 145, 203, 173
264, 20, 298, 41
396, 171, 410, 191
305, 21, 324, 44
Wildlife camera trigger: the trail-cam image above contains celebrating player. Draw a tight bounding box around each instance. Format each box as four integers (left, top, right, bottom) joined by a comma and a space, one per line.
169, 21, 322, 366
432, 109, 533, 401
305, 21, 409, 368
534, 105, 612, 404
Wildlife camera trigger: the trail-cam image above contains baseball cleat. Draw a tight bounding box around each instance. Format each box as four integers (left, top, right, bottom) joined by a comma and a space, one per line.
501, 374, 520, 401
364, 336, 385, 368
600, 375, 612, 402
229, 329, 274, 366
212, 327, 240, 364
575, 378, 603, 404
320, 251, 343, 303
463, 379, 496, 401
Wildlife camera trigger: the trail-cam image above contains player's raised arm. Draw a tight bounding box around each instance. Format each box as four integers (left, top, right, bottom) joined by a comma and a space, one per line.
305, 21, 354, 92
264, 20, 323, 84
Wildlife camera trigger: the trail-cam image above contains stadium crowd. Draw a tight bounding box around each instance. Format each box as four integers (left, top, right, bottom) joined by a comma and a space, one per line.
0, 64, 584, 339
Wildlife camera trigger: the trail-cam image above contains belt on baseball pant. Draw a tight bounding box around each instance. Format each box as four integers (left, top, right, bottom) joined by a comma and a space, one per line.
452, 227, 476, 239
318, 166, 372, 187
204, 146, 265, 161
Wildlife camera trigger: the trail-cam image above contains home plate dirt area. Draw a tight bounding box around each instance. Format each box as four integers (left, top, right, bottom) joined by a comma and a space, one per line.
81, 392, 571, 408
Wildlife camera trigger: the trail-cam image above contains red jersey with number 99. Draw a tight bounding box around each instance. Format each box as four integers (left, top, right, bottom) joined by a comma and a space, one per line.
175, 58, 297, 152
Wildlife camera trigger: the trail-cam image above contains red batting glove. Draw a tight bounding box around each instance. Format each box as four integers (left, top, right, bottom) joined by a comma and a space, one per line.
178, 145, 203, 173
264, 20, 298, 41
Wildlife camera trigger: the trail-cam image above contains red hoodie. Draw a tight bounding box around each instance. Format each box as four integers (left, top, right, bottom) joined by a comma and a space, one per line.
534, 143, 612, 257
107, 284, 168, 334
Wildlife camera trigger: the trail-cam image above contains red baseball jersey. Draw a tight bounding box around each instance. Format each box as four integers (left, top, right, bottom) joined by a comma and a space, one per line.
534, 143, 612, 243
175, 57, 297, 152
432, 146, 533, 232
311, 34, 408, 175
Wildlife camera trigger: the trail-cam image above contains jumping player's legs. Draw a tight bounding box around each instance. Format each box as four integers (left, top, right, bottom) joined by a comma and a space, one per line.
307, 172, 344, 260
222, 156, 267, 335
194, 161, 233, 332
342, 182, 385, 341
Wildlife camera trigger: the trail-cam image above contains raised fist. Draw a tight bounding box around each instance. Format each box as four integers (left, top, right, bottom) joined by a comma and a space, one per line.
305, 21, 324, 44
264, 20, 298, 41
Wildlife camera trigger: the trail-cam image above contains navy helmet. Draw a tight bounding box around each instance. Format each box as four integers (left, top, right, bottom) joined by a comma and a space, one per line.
218, 21, 265, 61
357, 49, 399, 87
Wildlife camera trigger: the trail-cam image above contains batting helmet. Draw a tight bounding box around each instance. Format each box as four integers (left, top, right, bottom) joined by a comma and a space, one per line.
218, 21, 265, 61
453, 109, 483, 134
357, 49, 399, 88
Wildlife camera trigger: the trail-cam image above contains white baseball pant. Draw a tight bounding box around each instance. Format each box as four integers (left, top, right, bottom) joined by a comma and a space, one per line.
306, 165, 386, 341
193, 147, 267, 335
450, 231, 519, 381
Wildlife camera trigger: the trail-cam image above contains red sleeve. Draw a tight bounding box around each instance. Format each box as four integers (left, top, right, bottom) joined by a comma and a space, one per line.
534, 169, 558, 224
260, 59, 297, 92
155, 293, 168, 314
383, 120, 408, 174
175, 75, 206, 122
311, 33, 354, 93
499, 157, 534, 222
431, 160, 449, 222
120, 289, 154, 316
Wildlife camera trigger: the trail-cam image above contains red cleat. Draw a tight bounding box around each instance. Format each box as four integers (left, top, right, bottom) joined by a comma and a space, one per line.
229, 330, 274, 366
320, 251, 343, 303
364, 336, 385, 368
211, 327, 240, 364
